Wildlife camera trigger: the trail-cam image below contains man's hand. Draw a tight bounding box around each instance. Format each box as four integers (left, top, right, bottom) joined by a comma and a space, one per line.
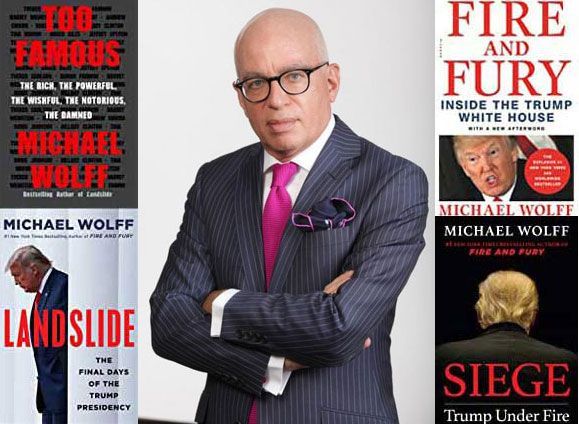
323, 270, 355, 295
203, 270, 354, 315
202, 289, 227, 314
285, 270, 371, 371
284, 358, 307, 372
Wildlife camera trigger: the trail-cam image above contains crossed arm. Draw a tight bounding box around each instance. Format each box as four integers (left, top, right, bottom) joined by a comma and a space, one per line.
202, 271, 368, 371
150, 161, 428, 393
150, 166, 270, 395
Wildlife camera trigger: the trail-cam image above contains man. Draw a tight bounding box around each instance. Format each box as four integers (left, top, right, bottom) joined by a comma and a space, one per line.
151, 8, 427, 424
449, 135, 545, 201
436, 271, 577, 420
442, 134, 574, 201
6, 245, 68, 424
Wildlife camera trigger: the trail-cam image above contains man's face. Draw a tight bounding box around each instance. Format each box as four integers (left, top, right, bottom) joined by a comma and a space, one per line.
10, 263, 41, 293
457, 137, 518, 197
235, 23, 340, 161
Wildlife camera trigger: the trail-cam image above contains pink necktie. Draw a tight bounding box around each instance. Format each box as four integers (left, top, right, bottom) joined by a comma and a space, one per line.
249, 161, 298, 424
262, 162, 299, 289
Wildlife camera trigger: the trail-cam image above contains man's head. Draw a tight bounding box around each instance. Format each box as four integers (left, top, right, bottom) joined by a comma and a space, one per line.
5, 246, 51, 293
475, 270, 539, 334
453, 135, 518, 197
234, 8, 340, 162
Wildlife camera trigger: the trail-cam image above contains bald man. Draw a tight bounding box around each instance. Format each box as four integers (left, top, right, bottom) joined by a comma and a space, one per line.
151, 8, 427, 424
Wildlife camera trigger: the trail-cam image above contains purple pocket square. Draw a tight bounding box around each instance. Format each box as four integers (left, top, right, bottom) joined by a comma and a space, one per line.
292, 197, 356, 232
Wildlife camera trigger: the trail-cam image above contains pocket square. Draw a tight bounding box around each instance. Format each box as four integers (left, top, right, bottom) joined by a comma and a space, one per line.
292, 197, 356, 232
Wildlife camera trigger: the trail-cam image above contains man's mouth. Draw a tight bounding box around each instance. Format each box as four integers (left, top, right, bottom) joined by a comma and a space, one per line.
267, 118, 296, 133
485, 175, 497, 187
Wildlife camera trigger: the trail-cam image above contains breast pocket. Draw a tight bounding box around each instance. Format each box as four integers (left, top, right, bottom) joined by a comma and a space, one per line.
303, 225, 356, 247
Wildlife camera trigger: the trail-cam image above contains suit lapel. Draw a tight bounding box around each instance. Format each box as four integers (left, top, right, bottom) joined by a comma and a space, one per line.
30, 271, 54, 350
235, 147, 266, 292
268, 116, 361, 293
37, 289, 49, 311
38, 271, 54, 311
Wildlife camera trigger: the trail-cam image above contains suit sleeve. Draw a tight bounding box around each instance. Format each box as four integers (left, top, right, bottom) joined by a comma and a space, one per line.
218, 162, 428, 367
150, 164, 270, 396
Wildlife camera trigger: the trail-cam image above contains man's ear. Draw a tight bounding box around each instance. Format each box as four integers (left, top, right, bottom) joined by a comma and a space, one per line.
511, 146, 518, 163
235, 87, 249, 118
327, 63, 340, 103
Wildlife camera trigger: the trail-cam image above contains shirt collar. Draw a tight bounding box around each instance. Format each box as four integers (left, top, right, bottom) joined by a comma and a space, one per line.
263, 114, 335, 173
482, 175, 517, 202
483, 322, 527, 335
38, 267, 53, 293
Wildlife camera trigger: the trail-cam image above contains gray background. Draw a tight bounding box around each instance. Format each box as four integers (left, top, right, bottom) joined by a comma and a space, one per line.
138, 1, 434, 422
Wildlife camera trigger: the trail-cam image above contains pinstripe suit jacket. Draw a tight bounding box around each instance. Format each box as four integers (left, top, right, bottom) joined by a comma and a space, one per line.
151, 116, 428, 424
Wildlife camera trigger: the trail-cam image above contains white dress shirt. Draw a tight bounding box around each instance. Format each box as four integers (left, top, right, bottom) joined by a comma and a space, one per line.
38, 267, 53, 293
210, 114, 336, 395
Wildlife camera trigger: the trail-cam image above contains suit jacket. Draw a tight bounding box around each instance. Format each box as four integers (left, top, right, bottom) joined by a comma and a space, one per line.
151, 116, 428, 424
32, 268, 68, 415
436, 323, 578, 421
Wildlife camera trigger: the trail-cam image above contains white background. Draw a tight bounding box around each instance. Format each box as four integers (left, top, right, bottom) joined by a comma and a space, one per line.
139, 1, 435, 422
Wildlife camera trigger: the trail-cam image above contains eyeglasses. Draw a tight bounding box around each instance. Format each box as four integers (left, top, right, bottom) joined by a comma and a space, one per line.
233, 62, 329, 103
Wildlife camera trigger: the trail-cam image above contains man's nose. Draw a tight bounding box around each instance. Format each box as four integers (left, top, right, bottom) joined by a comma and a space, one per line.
266, 80, 290, 108
480, 155, 492, 171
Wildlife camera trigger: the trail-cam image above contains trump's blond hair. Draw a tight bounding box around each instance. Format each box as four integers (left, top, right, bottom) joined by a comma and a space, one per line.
475, 270, 538, 333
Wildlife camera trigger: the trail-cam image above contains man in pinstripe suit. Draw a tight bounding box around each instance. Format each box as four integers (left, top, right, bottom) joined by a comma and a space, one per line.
151, 8, 428, 424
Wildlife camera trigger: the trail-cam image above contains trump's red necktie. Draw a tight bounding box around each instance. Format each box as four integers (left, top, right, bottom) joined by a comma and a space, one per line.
249, 161, 298, 424
34, 291, 42, 310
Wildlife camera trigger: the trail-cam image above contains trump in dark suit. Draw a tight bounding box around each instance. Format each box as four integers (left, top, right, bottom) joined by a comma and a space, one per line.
436, 270, 577, 422
151, 8, 428, 424
6, 246, 68, 424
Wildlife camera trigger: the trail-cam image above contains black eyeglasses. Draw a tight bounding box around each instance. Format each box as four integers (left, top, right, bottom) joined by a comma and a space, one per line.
233, 62, 329, 103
